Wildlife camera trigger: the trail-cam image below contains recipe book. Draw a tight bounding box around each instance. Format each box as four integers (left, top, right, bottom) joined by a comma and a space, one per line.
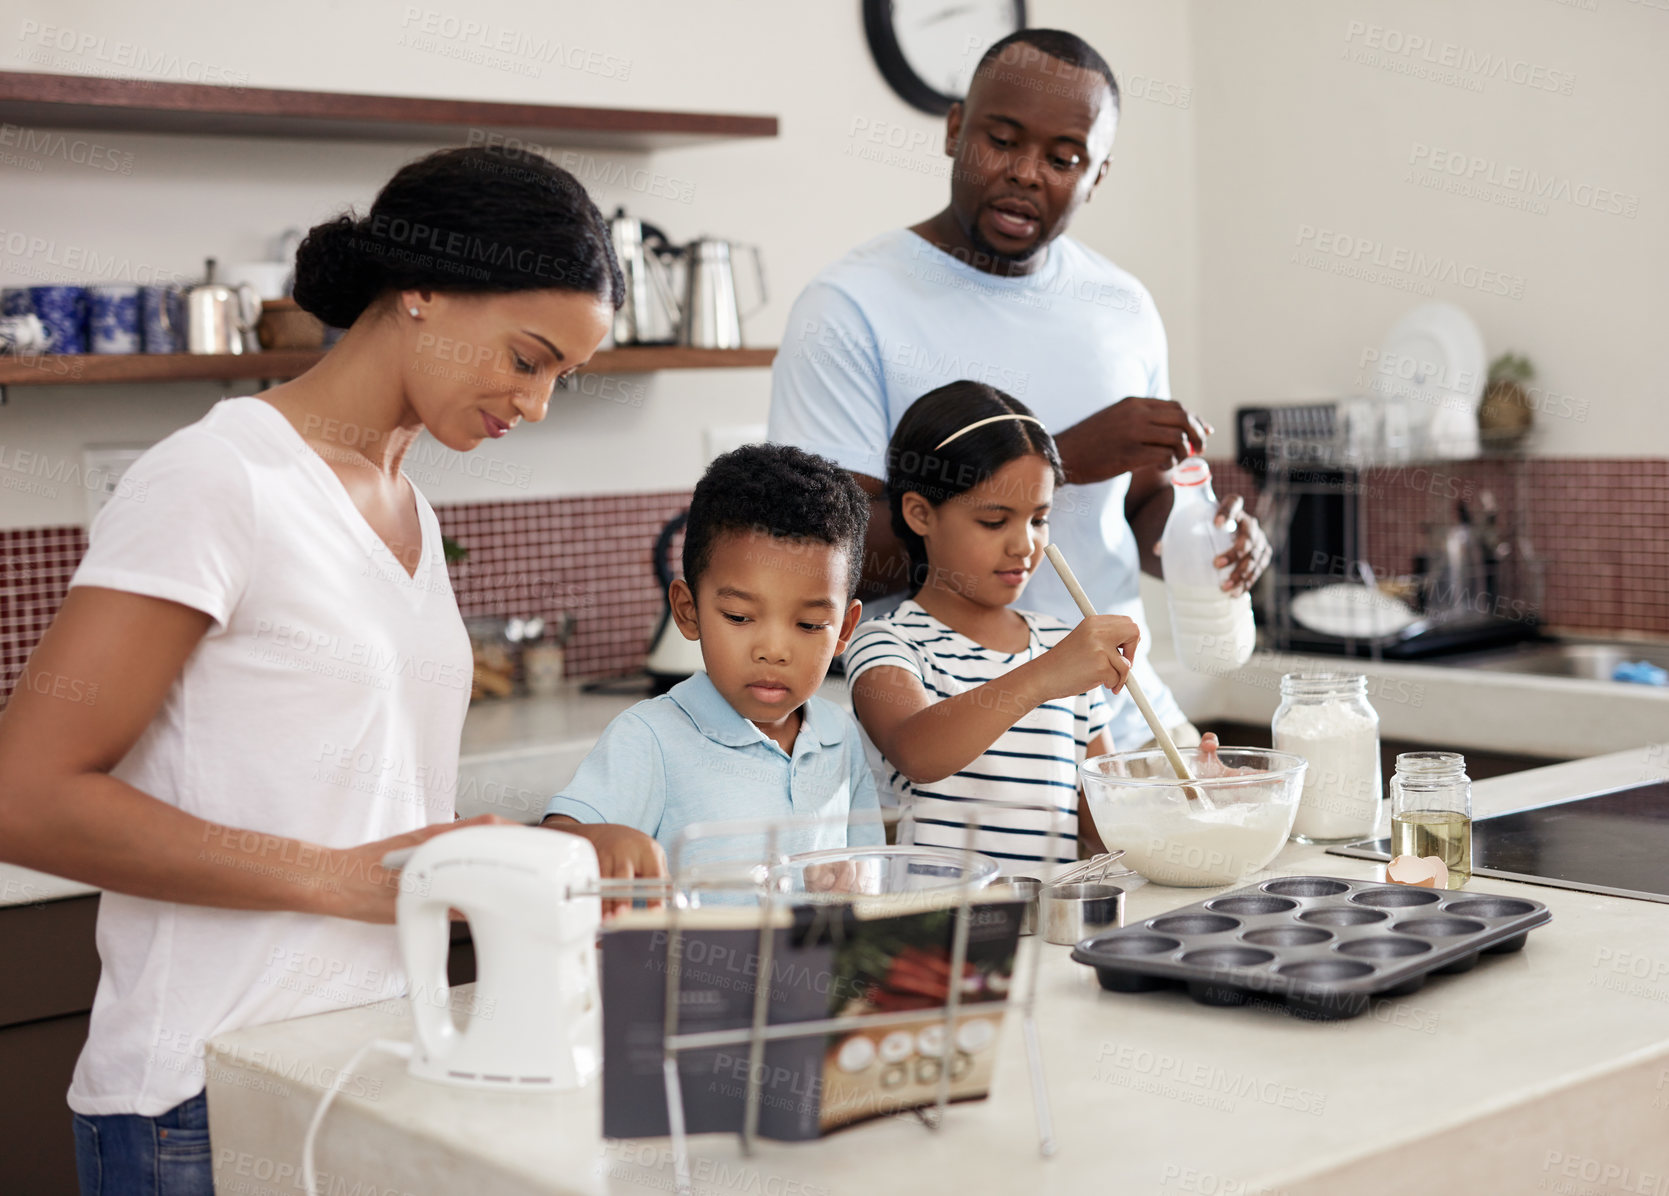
599, 892, 1026, 1140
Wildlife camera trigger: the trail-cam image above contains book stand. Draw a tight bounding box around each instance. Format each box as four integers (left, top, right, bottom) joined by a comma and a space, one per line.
652, 805, 1063, 1196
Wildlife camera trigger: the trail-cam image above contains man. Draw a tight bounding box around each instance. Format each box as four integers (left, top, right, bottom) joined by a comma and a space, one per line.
769, 28, 1270, 755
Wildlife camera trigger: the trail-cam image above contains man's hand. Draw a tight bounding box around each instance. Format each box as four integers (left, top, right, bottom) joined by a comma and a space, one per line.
541, 816, 667, 914
1055, 397, 1212, 486
1211, 494, 1271, 596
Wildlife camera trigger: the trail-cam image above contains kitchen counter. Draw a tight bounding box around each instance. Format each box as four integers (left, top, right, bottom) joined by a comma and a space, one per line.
0, 863, 96, 908
203, 744, 1669, 1196
6, 646, 1664, 911
0, 681, 651, 911
449, 677, 858, 824
1138, 578, 1669, 762
1160, 645, 1669, 762
460, 683, 648, 758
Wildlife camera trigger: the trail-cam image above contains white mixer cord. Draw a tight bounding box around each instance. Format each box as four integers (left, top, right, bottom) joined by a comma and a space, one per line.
300, 1037, 412, 1196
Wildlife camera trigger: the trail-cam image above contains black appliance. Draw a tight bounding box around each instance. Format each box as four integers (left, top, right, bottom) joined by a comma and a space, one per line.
1329, 781, 1669, 904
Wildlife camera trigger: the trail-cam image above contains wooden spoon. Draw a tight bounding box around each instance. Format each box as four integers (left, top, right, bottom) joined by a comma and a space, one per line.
1044, 544, 1211, 807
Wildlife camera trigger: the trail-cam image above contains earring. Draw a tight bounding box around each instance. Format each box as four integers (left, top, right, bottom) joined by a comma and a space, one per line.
408, 306, 420, 317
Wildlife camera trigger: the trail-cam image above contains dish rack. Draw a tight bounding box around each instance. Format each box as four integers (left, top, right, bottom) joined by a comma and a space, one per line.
1240, 402, 1541, 660
638, 806, 1064, 1196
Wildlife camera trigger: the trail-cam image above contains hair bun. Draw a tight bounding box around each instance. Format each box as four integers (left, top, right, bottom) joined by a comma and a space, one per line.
291, 214, 385, 329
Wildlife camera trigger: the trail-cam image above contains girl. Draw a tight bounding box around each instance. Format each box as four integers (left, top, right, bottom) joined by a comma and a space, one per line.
0, 147, 663, 1196
847, 381, 1143, 873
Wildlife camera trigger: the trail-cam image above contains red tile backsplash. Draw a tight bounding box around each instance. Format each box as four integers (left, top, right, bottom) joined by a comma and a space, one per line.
0, 494, 692, 710
437, 490, 692, 681
2, 462, 1665, 708
1, 525, 87, 706
1212, 456, 1669, 638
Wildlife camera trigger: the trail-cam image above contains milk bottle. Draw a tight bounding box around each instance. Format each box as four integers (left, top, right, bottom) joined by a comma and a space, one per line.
1160, 457, 1256, 673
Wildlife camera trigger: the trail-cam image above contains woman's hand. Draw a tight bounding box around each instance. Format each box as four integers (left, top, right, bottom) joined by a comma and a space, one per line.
321, 814, 514, 924
1031, 614, 1140, 700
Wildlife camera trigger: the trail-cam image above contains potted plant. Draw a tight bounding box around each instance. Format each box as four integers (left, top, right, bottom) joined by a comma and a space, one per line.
1478, 352, 1535, 449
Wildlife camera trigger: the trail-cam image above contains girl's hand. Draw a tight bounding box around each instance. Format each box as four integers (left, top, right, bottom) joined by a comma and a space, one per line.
1034, 614, 1139, 700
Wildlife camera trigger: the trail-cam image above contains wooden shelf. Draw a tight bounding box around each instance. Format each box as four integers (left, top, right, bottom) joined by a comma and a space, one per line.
584, 346, 776, 373
0, 346, 777, 388
0, 350, 323, 386
0, 71, 778, 150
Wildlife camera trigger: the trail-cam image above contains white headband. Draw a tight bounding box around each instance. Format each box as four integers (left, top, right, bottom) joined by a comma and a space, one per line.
933, 413, 1046, 451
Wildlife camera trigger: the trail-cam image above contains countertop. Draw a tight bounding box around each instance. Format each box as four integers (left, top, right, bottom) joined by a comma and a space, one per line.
5, 647, 1665, 911
1135, 578, 1669, 761
459, 675, 855, 752
0, 679, 664, 910
1162, 646, 1669, 761
203, 745, 1669, 1196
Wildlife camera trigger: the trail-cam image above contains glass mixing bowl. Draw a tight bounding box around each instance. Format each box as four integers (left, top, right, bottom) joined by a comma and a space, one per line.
767, 846, 1001, 903
1080, 747, 1308, 887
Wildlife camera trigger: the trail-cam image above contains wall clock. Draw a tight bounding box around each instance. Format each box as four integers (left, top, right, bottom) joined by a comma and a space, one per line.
863, 0, 1029, 115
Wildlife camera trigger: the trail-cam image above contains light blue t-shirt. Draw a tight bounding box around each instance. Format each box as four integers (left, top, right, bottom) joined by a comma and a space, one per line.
543, 672, 884, 872
768, 228, 1186, 748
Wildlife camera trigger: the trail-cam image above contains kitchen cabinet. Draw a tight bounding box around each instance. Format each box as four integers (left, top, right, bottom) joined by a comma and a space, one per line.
0, 894, 99, 1195
0, 893, 476, 1190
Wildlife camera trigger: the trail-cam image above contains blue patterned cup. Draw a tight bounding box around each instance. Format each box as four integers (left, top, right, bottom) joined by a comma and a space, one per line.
0, 314, 50, 354
29, 285, 88, 354
89, 285, 142, 354
0, 288, 32, 317
140, 285, 184, 354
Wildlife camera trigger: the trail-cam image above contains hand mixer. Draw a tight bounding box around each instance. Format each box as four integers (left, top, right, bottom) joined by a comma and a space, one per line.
302, 826, 604, 1196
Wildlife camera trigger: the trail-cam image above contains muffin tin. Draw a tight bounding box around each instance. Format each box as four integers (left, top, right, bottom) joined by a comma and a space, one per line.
1070, 875, 1551, 1019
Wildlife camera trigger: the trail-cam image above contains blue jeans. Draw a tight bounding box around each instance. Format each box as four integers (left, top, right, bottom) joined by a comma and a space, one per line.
73, 1090, 213, 1196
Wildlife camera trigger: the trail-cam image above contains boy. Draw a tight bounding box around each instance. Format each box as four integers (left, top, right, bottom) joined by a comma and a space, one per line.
541, 444, 884, 874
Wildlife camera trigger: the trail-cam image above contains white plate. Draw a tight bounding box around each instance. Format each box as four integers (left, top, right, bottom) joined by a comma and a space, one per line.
1373, 302, 1487, 458
1291, 583, 1421, 640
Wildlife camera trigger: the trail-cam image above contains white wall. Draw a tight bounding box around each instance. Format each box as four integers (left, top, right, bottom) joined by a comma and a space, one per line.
1189, 0, 1667, 456
1059, 0, 1201, 409
0, 0, 1197, 528
18, 0, 1644, 533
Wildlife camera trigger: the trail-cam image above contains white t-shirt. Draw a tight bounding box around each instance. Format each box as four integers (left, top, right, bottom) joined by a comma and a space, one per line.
844, 601, 1111, 874
769, 228, 1186, 749
65, 397, 472, 1116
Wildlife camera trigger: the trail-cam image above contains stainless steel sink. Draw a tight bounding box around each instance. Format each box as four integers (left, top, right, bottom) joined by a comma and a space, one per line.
1432, 639, 1669, 681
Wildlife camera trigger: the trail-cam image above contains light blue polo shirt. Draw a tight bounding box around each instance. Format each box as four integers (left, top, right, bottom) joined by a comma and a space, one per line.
543, 673, 884, 871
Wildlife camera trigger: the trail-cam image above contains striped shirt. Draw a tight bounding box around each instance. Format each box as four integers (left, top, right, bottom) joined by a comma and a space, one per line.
844, 601, 1111, 872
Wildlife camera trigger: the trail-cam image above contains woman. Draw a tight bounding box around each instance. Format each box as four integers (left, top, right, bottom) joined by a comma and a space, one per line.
0, 147, 665, 1195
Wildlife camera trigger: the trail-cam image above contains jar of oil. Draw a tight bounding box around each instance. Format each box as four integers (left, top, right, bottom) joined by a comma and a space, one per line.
1389, 752, 1471, 888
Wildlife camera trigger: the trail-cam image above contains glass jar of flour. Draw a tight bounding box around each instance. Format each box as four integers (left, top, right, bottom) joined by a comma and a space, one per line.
1272, 673, 1382, 844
